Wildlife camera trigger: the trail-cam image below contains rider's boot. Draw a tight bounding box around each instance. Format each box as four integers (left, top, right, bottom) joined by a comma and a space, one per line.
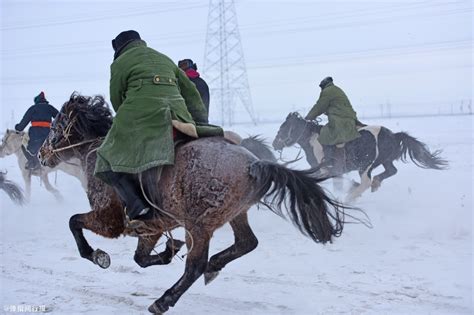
21, 146, 40, 170
30, 156, 41, 170
103, 171, 152, 221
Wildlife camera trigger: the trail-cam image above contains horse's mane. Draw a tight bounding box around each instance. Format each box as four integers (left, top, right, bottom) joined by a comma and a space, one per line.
241, 135, 271, 150
62, 92, 113, 138
289, 111, 322, 134
240, 135, 277, 162
306, 120, 322, 134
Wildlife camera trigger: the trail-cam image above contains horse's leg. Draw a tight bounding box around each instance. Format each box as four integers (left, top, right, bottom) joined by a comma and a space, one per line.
134, 234, 185, 268
371, 161, 397, 192
21, 170, 31, 201
346, 167, 373, 202
204, 211, 258, 284
149, 228, 211, 314
69, 210, 124, 269
41, 172, 63, 201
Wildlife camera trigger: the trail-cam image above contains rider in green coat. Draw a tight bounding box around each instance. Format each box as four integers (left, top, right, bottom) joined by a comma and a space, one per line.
305, 77, 360, 174
95, 30, 223, 222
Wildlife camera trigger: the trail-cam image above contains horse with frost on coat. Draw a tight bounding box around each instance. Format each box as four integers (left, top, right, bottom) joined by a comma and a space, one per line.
39, 94, 363, 314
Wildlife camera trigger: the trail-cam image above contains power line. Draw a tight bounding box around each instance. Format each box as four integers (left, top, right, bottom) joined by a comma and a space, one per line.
246, 39, 472, 69
1, 1, 469, 58
1, 38, 470, 85
0, 3, 208, 31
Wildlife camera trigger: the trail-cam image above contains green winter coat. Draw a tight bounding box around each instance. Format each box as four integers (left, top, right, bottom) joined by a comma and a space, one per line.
305, 82, 360, 146
95, 40, 223, 180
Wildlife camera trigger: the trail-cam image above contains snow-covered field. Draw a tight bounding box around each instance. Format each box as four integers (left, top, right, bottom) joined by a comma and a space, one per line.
1, 114, 472, 315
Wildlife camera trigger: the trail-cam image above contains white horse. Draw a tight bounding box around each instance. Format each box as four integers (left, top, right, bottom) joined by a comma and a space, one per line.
0, 129, 87, 201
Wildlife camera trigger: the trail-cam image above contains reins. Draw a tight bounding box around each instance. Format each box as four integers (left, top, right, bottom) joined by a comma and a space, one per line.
276, 117, 308, 164
51, 138, 101, 153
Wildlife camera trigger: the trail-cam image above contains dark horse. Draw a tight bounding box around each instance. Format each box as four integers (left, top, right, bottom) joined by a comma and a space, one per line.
39, 94, 351, 314
273, 112, 448, 201
0, 171, 25, 205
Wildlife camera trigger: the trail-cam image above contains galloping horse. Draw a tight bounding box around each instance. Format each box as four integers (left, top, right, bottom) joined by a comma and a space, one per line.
39, 94, 352, 314
0, 129, 87, 200
273, 112, 448, 201
0, 171, 25, 205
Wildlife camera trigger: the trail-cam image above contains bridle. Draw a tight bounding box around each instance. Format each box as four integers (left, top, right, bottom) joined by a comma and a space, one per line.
45, 112, 102, 166
277, 116, 309, 149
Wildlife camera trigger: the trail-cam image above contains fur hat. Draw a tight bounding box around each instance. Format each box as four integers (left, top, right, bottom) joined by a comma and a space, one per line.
319, 76, 333, 89
178, 59, 197, 71
112, 30, 141, 59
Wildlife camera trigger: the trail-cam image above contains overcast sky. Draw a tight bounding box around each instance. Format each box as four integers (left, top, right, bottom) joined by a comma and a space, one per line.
1, 0, 472, 126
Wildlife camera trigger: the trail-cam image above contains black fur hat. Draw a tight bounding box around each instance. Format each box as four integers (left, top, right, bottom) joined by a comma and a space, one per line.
112, 30, 141, 59
319, 76, 333, 89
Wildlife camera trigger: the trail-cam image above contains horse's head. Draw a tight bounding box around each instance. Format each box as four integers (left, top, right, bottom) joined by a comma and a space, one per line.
272, 112, 309, 150
39, 93, 113, 168
0, 129, 25, 157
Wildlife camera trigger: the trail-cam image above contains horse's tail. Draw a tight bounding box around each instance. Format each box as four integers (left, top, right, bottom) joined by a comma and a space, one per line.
394, 132, 448, 170
0, 172, 25, 206
249, 161, 361, 243
240, 135, 277, 162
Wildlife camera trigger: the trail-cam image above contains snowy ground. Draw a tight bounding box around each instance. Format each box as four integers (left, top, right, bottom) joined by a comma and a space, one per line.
1, 114, 472, 314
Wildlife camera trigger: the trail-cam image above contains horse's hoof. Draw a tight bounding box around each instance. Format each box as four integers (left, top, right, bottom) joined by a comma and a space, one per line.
148, 301, 168, 314
92, 249, 110, 269
204, 271, 220, 285
371, 179, 381, 192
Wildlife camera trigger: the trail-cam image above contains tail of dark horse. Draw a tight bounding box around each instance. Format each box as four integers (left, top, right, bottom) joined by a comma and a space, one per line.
249, 161, 345, 243
394, 132, 448, 170
0, 172, 25, 206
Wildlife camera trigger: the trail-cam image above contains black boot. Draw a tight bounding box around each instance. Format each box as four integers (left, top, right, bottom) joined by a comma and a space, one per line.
103, 172, 151, 221
21, 146, 40, 170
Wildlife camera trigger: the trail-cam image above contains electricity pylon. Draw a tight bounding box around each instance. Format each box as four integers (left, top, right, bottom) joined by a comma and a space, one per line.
203, 0, 256, 126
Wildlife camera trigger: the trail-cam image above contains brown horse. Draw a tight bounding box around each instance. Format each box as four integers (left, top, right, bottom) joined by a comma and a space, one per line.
39, 94, 349, 314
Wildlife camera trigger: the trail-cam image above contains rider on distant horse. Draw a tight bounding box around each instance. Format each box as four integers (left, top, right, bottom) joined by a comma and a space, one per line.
15, 91, 59, 170
305, 77, 361, 174
178, 59, 210, 118
95, 30, 223, 223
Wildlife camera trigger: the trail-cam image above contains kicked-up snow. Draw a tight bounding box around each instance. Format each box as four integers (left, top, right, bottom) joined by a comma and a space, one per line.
0, 115, 472, 314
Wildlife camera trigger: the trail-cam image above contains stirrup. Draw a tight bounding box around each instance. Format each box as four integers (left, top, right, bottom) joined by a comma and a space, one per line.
123, 207, 144, 229
123, 207, 154, 230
